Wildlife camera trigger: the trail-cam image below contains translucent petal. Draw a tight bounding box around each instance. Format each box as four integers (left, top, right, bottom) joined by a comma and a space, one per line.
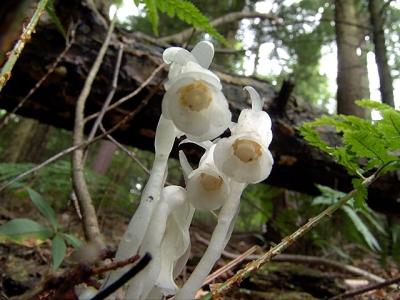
187, 168, 229, 211
214, 135, 274, 183
232, 109, 273, 147
191, 41, 214, 69
244, 86, 264, 111
125, 186, 187, 299
156, 202, 194, 296
163, 47, 197, 65
162, 77, 231, 142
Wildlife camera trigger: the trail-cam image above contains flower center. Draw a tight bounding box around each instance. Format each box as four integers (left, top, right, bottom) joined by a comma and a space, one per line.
232, 139, 262, 163
179, 81, 212, 112
200, 172, 223, 191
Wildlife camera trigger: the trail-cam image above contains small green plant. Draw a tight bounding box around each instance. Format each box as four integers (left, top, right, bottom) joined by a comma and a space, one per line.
300, 100, 400, 208
0, 186, 82, 269
312, 185, 385, 251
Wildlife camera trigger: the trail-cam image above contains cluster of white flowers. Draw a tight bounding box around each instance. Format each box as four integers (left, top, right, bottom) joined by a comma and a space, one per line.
94, 41, 274, 300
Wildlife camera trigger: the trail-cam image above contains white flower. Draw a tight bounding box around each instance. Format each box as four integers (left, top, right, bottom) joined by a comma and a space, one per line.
213, 87, 274, 183
155, 200, 193, 296
162, 41, 231, 142
180, 145, 230, 211
124, 185, 191, 299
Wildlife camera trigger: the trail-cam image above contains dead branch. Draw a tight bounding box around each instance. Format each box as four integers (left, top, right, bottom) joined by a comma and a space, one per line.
158, 11, 279, 44
329, 275, 400, 300
83, 63, 165, 123
71, 14, 117, 249
0, 26, 76, 130
100, 124, 151, 177
195, 232, 385, 284
0, 80, 162, 194
86, 43, 124, 143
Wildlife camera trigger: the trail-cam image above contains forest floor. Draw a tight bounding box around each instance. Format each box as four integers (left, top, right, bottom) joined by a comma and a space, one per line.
0, 196, 399, 300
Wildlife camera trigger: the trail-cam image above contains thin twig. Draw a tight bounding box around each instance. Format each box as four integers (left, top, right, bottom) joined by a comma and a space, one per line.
195, 233, 385, 284
203, 245, 259, 286
18, 253, 144, 300
0, 0, 49, 93
211, 165, 389, 297
91, 255, 140, 275
0, 85, 162, 193
71, 12, 117, 249
329, 275, 400, 300
86, 43, 124, 143
83, 63, 165, 123
158, 11, 278, 44
100, 125, 150, 176
0, 25, 76, 129
90, 253, 152, 300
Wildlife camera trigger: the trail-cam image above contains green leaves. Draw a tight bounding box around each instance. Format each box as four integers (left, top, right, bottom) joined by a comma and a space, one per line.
341, 206, 381, 251
0, 218, 52, 242
312, 185, 381, 251
144, 0, 159, 35
133, 0, 226, 43
299, 100, 400, 207
0, 187, 83, 269
52, 234, 67, 269
46, 0, 67, 39
27, 187, 58, 230
63, 233, 83, 249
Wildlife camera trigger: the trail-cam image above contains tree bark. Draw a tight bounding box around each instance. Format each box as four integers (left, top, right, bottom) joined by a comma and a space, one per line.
369, 0, 395, 107
90, 139, 117, 175
335, 0, 366, 117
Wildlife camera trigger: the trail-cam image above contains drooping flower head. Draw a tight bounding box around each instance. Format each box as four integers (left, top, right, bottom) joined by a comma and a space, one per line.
162, 41, 231, 142
214, 86, 274, 183
180, 144, 230, 211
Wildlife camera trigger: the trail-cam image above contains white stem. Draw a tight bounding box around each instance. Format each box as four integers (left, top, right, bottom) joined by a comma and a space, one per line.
179, 150, 193, 182
175, 182, 246, 300
102, 116, 176, 291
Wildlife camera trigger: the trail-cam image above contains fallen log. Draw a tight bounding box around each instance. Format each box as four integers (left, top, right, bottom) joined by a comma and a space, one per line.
0, 1, 399, 214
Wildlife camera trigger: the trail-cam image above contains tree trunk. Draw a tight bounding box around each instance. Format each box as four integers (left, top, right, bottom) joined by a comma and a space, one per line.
335, 0, 366, 117
369, 0, 395, 107
90, 139, 117, 175
1, 118, 36, 163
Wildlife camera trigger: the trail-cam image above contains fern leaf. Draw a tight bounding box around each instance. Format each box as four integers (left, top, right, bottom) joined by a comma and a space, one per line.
46, 0, 67, 39
144, 0, 159, 35
155, 0, 226, 43
342, 205, 381, 251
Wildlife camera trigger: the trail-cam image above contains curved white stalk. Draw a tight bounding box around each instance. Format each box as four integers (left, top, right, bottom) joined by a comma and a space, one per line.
179, 150, 193, 182
102, 115, 176, 291
175, 182, 247, 300
125, 186, 186, 299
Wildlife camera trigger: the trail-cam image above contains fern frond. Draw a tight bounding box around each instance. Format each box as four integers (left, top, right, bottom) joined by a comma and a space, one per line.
155, 0, 225, 43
